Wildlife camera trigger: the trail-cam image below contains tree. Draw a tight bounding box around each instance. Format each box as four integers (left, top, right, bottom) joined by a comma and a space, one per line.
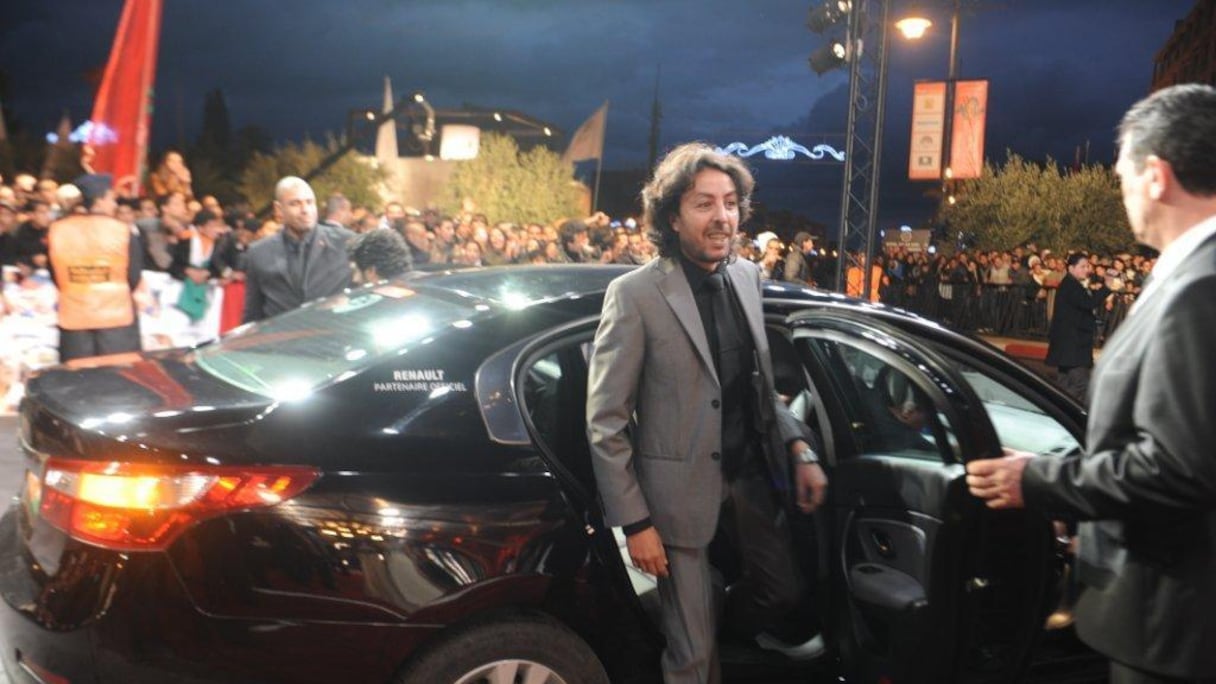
196, 89, 232, 152
189, 89, 239, 203
238, 136, 386, 214
943, 151, 1134, 254
441, 133, 581, 224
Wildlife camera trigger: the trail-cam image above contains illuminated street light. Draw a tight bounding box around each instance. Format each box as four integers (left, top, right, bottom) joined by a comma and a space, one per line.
809, 0, 968, 293
894, 15, 932, 38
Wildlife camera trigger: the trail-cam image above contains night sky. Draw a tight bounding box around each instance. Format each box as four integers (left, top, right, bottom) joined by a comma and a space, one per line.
0, 0, 1196, 229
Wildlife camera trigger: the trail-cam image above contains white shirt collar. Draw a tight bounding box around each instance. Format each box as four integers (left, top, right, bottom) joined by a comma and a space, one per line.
1136, 213, 1216, 307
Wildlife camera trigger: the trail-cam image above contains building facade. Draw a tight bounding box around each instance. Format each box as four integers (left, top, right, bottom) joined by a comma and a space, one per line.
1151, 0, 1216, 91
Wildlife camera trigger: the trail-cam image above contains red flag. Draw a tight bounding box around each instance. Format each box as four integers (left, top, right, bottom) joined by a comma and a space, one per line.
562, 102, 608, 165
88, 0, 163, 196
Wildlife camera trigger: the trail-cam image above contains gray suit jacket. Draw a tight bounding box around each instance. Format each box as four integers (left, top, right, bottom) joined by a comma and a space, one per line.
587, 256, 805, 549
242, 222, 355, 322
1023, 231, 1216, 677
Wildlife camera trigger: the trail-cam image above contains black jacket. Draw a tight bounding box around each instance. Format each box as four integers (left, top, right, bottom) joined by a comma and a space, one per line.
1023, 232, 1216, 678
1044, 274, 1096, 368
242, 223, 354, 323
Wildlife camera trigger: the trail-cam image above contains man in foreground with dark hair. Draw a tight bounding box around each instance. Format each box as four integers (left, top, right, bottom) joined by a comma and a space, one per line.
587, 142, 828, 683
967, 83, 1216, 683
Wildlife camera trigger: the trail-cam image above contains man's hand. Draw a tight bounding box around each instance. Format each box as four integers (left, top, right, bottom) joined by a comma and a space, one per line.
795, 463, 828, 513
790, 439, 828, 513
965, 448, 1035, 509
626, 527, 669, 578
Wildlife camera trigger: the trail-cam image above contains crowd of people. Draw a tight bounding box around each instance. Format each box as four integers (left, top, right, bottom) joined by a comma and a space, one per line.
0, 149, 1150, 409
756, 236, 1155, 344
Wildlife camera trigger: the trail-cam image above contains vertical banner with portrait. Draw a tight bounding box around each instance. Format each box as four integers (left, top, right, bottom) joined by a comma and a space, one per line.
949, 79, 989, 180
908, 81, 947, 180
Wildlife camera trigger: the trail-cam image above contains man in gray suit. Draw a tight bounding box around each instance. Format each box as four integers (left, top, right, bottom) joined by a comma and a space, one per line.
966, 84, 1216, 683
243, 176, 355, 322
587, 143, 828, 683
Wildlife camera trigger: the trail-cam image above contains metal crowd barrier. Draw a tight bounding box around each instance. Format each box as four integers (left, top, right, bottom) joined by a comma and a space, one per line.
878, 278, 1132, 345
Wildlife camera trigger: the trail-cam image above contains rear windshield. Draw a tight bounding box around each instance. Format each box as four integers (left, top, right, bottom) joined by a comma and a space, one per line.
195, 285, 478, 399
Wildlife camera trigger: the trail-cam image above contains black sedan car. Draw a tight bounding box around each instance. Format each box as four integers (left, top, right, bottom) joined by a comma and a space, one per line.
1, 265, 1099, 683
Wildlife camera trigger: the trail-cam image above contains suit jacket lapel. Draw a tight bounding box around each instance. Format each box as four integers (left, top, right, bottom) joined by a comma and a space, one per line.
656, 258, 719, 387
726, 261, 768, 358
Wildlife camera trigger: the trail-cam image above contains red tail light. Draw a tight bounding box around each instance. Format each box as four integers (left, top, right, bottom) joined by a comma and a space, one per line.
37, 458, 319, 551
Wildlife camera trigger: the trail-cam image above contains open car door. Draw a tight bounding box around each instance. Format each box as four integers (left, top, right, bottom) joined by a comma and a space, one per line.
788, 310, 1058, 683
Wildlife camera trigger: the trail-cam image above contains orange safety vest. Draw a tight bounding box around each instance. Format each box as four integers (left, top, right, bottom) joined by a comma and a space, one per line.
846, 264, 883, 302
48, 215, 135, 330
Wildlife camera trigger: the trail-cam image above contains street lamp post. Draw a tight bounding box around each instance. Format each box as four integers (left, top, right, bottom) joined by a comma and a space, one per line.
900, 2, 963, 206
810, 0, 961, 296
939, 0, 962, 209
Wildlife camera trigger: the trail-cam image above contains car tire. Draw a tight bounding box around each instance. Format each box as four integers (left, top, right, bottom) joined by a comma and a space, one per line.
394, 613, 609, 684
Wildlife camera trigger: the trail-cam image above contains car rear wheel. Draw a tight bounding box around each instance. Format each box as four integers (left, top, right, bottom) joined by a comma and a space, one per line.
395, 613, 609, 684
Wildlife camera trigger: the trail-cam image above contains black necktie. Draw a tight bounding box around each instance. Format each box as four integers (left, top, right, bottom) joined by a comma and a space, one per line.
704, 271, 727, 374
705, 268, 761, 478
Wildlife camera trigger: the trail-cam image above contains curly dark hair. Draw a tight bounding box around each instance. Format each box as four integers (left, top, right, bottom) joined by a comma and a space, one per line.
349, 228, 410, 279
642, 142, 755, 259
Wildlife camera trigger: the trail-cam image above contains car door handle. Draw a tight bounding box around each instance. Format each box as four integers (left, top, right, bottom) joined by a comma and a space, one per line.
870, 530, 894, 558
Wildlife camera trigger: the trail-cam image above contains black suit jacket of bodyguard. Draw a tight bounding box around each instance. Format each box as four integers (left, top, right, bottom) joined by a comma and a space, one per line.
242, 221, 355, 323
1044, 273, 1096, 369
1022, 231, 1216, 678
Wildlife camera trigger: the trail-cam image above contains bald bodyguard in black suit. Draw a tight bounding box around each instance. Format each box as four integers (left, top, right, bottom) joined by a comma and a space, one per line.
243, 176, 354, 323
967, 84, 1216, 683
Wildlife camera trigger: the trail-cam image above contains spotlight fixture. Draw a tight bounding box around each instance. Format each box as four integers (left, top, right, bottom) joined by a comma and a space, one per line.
807, 0, 852, 34
809, 40, 849, 75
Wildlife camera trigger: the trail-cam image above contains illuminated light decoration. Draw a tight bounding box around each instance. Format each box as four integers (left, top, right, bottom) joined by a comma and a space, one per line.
46, 120, 120, 145
716, 136, 846, 162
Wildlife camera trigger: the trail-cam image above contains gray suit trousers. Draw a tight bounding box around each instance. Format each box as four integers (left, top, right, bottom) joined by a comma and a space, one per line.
656, 473, 802, 684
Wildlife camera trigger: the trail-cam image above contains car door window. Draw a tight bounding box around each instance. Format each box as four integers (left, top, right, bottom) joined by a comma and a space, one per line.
948, 358, 1082, 456
807, 338, 958, 462
519, 341, 596, 491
